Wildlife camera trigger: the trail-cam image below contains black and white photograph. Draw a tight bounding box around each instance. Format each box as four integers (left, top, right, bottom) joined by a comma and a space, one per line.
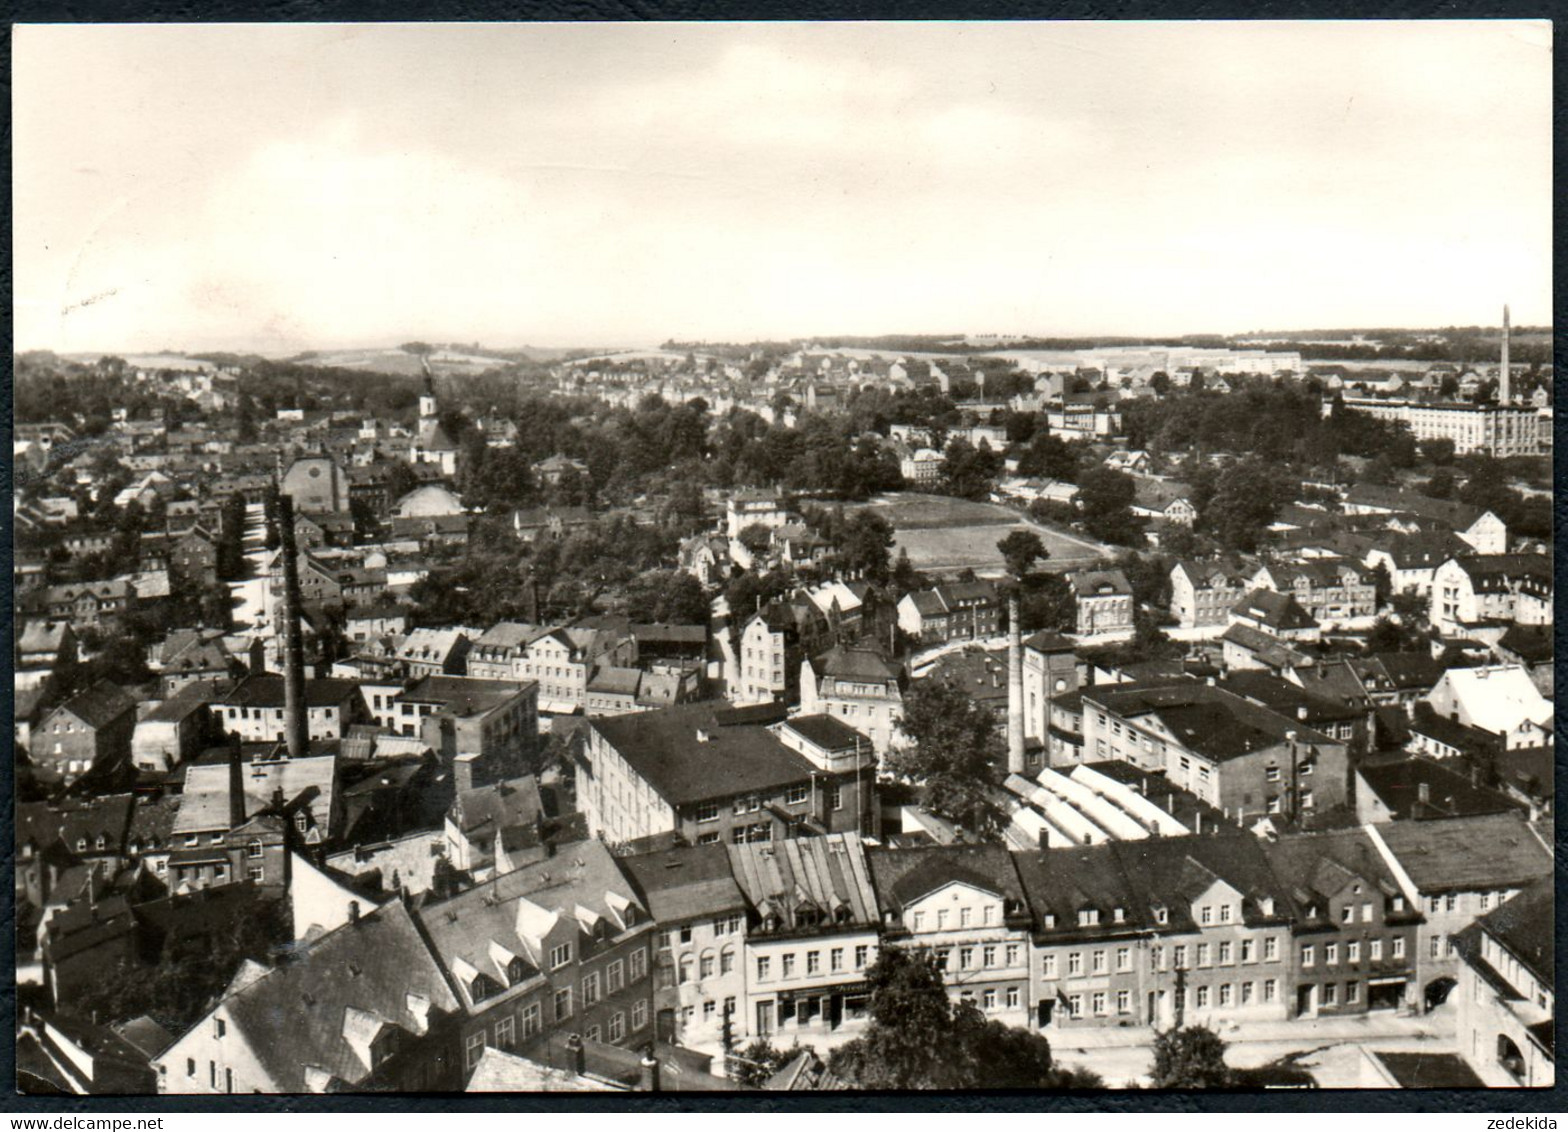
8, 19, 1556, 1099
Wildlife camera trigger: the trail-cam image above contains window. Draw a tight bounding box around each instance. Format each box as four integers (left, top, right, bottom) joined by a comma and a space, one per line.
721, 949, 736, 976
1445, 894, 1457, 913
1091, 950, 1107, 974
607, 959, 624, 992
553, 987, 572, 1021
694, 802, 719, 823
679, 924, 693, 945
1392, 937, 1405, 960
1430, 935, 1442, 959
632, 1000, 648, 1031
1196, 943, 1210, 968
1092, 992, 1107, 1016
1263, 979, 1277, 1003
1042, 954, 1058, 979
247, 841, 264, 859
1006, 986, 1021, 1010
1173, 945, 1187, 969
855, 945, 869, 969
699, 953, 716, 980
609, 1012, 626, 1042
215, 1018, 226, 1039
1370, 939, 1382, 961
1362, 902, 1373, 922
1241, 938, 1255, 963
1265, 764, 1280, 782
1346, 981, 1360, 1004
806, 951, 821, 976
629, 948, 647, 981
521, 1002, 541, 1040
1322, 983, 1337, 1006
1479, 892, 1492, 911
1195, 986, 1209, 1008
1325, 943, 1338, 966
1152, 946, 1164, 971
831, 948, 844, 972
1078, 909, 1100, 927
187, 1059, 196, 1078
678, 956, 693, 985
782, 954, 796, 978
494, 1016, 516, 1051
550, 943, 573, 969
1219, 984, 1233, 1007
982, 989, 997, 1011
1218, 941, 1232, 965
1200, 905, 1213, 925
1005, 944, 1020, 966
1341, 905, 1353, 924
1068, 994, 1083, 1018
936, 910, 948, 930
1264, 936, 1278, 962
1302, 944, 1314, 968
1218, 904, 1233, 924
1347, 941, 1360, 964
913, 911, 926, 931
785, 785, 809, 806
757, 956, 772, 982
248, 866, 264, 883
1067, 952, 1083, 976
1241, 982, 1254, 1005
586, 1025, 601, 1044
1154, 907, 1169, 925
960, 947, 975, 971
465, 1031, 486, 1069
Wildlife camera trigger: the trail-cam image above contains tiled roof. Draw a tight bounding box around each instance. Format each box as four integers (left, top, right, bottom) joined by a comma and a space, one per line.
730, 834, 879, 929
174, 753, 338, 835
1474, 875, 1553, 985
1357, 757, 1525, 822
868, 843, 1025, 915
1375, 812, 1551, 894
215, 901, 458, 1093
54, 680, 137, 730
620, 842, 748, 923
216, 674, 360, 709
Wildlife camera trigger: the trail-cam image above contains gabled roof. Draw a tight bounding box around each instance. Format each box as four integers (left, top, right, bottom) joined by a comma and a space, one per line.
1357, 756, 1524, 821
1433, 664, 1551, 734
212, 901, 458, 1093
1375, 811, 1550, 894
730, 834, 879, 929
867, 844, 1025, 916
1263, 828, 1401, 915
174, 753, 339, 835
620, 842, 748, 923
216, 674, 360, 709
809, 644, 903, 684
1068, 569, 1132, 597
52, 680, 137, 730
1472, 875, 1553, 985
1230, 588, 1318, 631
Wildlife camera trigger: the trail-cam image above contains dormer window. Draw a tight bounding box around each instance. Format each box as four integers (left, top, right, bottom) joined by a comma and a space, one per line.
1042, 913, 1056, 929
1153, 907, 1169, 925
1260, 897, 1275, 917
507, 957, 529, 985
1112, 907, 1125, 924
1078, 908, 1099, 927
469, 974, 500, 1002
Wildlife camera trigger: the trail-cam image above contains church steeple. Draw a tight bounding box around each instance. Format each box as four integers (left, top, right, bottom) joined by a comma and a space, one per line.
419, 355, 438, 422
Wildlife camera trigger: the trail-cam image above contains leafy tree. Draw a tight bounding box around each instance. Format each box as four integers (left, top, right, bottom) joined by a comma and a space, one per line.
737, 522, 774, 556
1074, 467, 1140, 545
939, 438, 1002, 501
885, 678, 1004, 838
1419, 437, 1456, 466
996, 529, 1046, 582
829, 948, 1100, 1090
831, 511, 896, 583
1423, 469, 1456, 499
1148, 1025, 1234, 1089
729, 1038, 816, 1088
622, 569, 709, 625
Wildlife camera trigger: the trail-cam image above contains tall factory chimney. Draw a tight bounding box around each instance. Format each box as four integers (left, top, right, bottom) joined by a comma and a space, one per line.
1499, 304, 1511, 405
275, 490, 309, 758
1007, 592, 1026, 775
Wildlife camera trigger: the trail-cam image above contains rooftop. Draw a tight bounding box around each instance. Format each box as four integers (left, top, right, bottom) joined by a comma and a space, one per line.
1374, 811, 1551, 895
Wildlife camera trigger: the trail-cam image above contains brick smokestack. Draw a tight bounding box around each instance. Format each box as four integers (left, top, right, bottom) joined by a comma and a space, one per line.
228, 737, 246, 829
1007, 592, 1026, 775
1499, 303, 1511, 405
275, 491, 308, 758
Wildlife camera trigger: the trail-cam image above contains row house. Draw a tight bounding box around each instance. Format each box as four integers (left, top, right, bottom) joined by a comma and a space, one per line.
396, 627, 472, 677
1251, 559, 1376, 626
415, 840, 656, 1076
620, 844, 750, 1048
465, 622, 548, 681
1453, 877, 1553, 1087
27, 580, 138, 631
1168, 560, 1250, 631
798, 645, 906, 756
579, 703, 874, 849
734, 599, 828, 707
1366, 812, 1552, 1011
895, 581, 1001, 645
518, 626, 635, 716
730, 835, 881, 1044
1263, 828, 1424, 1017
1078, 680, 1351, 823
869, 845, 1035, 1030
1429, 554, 1552, 635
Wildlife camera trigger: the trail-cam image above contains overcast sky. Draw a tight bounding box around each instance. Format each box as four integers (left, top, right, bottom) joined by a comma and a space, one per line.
13, 21, 1553, 354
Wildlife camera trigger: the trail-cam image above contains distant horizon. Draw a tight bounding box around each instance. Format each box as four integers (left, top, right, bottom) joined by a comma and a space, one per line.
14, 22, 1551, 355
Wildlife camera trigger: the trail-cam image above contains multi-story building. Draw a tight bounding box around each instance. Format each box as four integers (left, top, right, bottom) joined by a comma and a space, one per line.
1338, 398, 1549, 458
31, 681, 138, 788
1453, 876, 1553, 1087
519, 626, 635, 716
1067, 570, 1135, 638
1430, 554, 1553, 634
280, 454, 353, 515
1250, 559, 1376, 627
1367, 812, 1552, 1011
415, 839, 656, 1078
736, 605, 807, 706
620, 843, 750, 1049
1079, 680, 1350, 823
730, 834, 881, 1045
1021, 630, 1078, 756
869, 845, 1034, 1030
212, 675, 363, 745
1169, 560, 1251, 631
1264, 828, 1424, 1017
580, 703, 871, 848
392, 675, 540, 770
396, 628, 472, 678
896, 581, 1001, 645
156, 901, 463, 1094
798, 645, 905, 756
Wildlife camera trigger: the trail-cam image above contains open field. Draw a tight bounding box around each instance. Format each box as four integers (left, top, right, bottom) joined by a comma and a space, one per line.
847, 492, 1110, 576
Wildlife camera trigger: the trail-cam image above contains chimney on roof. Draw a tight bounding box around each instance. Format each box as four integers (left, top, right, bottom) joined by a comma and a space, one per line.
1206, 676, 1217, 687
228, 739, 246, 830
453, 752, 478, 796
639, 1052, 661, 1093
1417, 782, 1431, 804
1297, 705, 1309, 721
248, 636, 267, 676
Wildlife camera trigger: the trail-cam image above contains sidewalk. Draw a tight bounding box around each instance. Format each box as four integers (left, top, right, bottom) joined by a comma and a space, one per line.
1048, 1008, 1451, 1053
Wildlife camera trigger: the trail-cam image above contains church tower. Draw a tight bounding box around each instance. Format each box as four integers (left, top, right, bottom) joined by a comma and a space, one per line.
419, 356, 438, 422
